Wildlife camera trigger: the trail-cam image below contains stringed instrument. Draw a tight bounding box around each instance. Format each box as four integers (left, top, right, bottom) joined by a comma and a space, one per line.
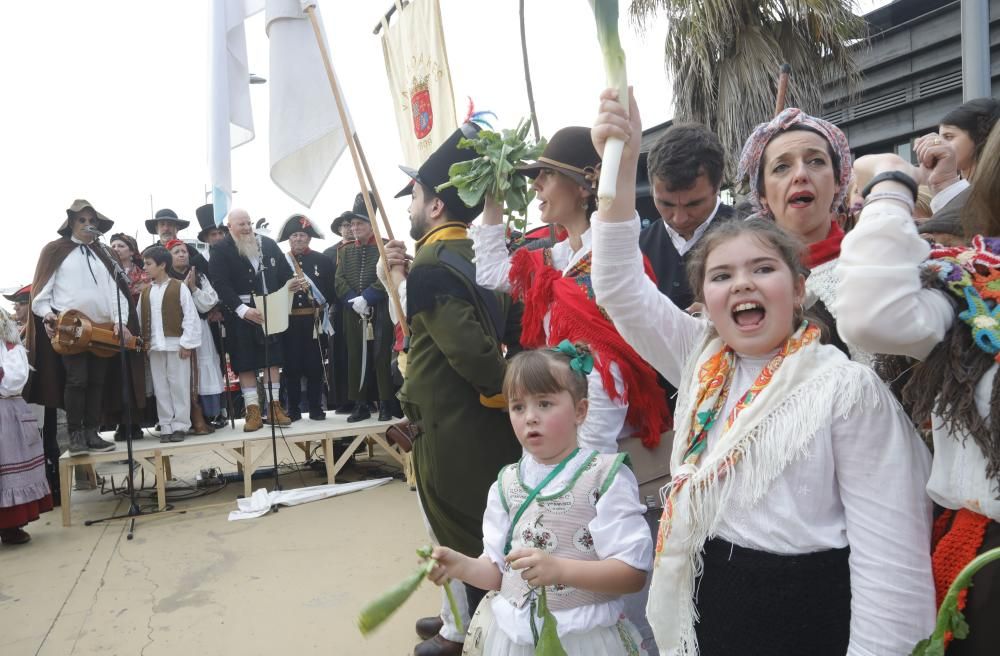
49, 309, 144, 358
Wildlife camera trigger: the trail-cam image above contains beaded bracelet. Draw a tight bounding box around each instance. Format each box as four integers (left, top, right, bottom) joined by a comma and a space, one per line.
864, 190, 916, 211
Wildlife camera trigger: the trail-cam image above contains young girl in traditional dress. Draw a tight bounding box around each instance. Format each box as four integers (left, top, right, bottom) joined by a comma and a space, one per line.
0, 307, 52, 545
837, 127, 1000, 655
589, 88, 936, 655
429, 343, 652, 655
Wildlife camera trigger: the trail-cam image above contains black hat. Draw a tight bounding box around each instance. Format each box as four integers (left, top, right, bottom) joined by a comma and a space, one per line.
58, 199, 114, 237
332, 191, 376, 233
517, 126, 600, 192
278, 214, 324, 242
3, 284, 30, 304
195, 204, 228, 243
145, 208, 191, 235
395, 123, 484, 223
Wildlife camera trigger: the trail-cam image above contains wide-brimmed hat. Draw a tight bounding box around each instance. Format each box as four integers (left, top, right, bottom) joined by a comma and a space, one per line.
195, 204, 228, 243
145, 208, 191, 235
517, 126, 601, 192
278, 214, 324, 242
395, 123, 484, 223
57, 199, 114, 237
3, 284, 31, 303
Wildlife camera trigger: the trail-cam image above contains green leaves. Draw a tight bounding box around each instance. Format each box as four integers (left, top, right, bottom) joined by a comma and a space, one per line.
534, 586, 568, 656
358, 545, 462, 636
436, 118, 546, 233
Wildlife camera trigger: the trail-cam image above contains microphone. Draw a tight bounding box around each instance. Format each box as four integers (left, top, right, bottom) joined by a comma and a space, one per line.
83, 225, 103, 238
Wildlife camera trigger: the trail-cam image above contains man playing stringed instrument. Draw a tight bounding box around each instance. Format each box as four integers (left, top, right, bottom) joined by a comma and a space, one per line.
26, 200, 145, 455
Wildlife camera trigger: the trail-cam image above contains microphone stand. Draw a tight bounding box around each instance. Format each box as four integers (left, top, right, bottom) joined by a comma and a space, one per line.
255, 235, 282, 499
83, 229, 149, 539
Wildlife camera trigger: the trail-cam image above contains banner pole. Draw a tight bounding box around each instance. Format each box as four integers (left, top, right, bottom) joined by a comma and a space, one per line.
304, 5, 408, 338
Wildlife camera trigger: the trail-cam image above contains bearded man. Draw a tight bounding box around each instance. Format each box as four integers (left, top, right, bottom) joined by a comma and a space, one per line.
208, 208, 295, 431
147, 207, 210, 276
277, 214, 334, 421
26, 200, 145, 454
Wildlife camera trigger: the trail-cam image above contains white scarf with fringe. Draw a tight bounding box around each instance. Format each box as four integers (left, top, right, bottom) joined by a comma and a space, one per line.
647, 329, 880, 655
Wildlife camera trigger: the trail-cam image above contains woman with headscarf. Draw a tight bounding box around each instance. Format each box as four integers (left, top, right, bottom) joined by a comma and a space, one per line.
737, 108, 862, 359
0, 307, 52, 545
836, 120, 1000, 656
473, 126, 670, 460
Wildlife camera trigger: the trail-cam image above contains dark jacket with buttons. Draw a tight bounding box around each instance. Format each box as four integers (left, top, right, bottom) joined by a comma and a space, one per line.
209, 233, 294, 316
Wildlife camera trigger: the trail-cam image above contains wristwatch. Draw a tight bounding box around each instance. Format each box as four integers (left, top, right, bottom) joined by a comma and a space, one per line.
861, 170, 918, 201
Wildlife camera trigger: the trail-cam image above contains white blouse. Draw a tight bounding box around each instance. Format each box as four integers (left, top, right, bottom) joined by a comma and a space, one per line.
834, 199, 1000, 522
472, 224, 630, 453
32, 237, 130, 325
0, 343, 30, 397
481, 449, 652, 645
591, 215, 935, 656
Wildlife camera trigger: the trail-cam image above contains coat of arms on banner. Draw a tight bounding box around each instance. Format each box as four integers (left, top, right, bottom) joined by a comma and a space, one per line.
410, 75, 432, 140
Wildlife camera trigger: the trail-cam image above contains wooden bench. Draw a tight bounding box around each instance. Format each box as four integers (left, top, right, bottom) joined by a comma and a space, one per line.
58, 415, 408, 526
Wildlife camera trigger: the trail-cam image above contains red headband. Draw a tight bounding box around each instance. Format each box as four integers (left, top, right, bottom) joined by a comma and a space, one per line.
164, 239, 185, 251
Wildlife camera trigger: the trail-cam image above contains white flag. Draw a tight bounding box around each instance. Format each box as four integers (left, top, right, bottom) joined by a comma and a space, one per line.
265, 0, 353, 208
208, 0, 265, 225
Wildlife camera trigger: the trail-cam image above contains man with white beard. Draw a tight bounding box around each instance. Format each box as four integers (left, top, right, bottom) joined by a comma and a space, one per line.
209, 209, 297, 431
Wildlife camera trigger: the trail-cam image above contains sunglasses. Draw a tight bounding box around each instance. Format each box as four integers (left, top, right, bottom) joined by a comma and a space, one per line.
76, 216, 97, 225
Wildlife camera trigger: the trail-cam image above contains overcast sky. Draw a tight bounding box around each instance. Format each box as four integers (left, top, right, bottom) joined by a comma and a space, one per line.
0, 0, 890, 309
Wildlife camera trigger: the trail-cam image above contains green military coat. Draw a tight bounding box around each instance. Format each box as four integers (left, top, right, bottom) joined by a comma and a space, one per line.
399, 230, 522, 557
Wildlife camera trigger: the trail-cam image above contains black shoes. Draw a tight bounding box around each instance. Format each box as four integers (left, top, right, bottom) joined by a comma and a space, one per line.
378, 404, 392, 422
170, 430, 186, 443
288, 410, 303, 423
69, 430, 88, 455
346, 405, 371, 423
334, 404, 354, 415
309, 409, 327, 421
84, 429, 115, 452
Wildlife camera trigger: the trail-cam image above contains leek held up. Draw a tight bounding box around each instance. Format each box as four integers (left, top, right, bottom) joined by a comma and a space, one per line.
587, 0, 628, 210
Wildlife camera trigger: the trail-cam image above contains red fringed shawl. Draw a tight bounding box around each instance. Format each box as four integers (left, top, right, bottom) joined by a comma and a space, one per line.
509, 247, 672, 447
803, 220, 845, 269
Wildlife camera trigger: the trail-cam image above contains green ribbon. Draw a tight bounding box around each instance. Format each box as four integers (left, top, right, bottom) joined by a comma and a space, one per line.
551, 339, 594, 376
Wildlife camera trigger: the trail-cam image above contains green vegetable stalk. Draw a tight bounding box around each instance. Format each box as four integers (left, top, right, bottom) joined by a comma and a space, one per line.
358, 545, 463, 637
435, 118, 545, 235
911, 547, 1000, 655
534, 586, 567, 656
587, 0, 628, 210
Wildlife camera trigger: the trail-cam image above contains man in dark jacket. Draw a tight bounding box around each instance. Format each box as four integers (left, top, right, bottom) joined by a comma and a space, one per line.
209, 209, 295, 431
639, 123, 737, 311
384, 124, 523, 656
322, 210, 355, 414
146, 208, 211, 279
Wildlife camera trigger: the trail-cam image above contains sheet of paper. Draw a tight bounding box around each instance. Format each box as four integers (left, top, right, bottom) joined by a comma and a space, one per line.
252, 279, 293, 335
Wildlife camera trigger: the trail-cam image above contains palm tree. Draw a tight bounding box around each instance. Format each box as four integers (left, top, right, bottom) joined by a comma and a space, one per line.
629, 0, 866, 183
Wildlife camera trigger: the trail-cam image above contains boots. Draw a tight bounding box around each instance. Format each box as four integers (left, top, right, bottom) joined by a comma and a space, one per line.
190, 399, 214, 436
244, 405, 263, 432
266, 400, 292, 426
69, 430, 88, 455
84, 428, 115, 452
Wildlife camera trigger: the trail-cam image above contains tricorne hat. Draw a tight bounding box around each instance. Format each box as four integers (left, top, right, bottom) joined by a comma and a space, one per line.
3, 284, 31, 304
57, 199, 114, 237
145, 208, 191, 235
517, 126, 601, 192
278, 214, 324, 242
195, 204, 229, 243
395, 123, 485, 223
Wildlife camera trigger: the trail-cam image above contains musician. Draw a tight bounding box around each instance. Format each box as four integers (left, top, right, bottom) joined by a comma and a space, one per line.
322, 206, 357, 414
278, 214, 334, 422
146, 208, 211, 277
26, 200, 145, 455
333, 198, 395, 423
208, 208, 295, 431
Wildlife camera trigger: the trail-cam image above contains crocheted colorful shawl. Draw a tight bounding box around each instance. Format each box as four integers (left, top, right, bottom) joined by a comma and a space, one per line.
508, 247, 671, 447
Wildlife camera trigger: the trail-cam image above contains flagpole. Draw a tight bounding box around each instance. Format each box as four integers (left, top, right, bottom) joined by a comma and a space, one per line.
354, 133, 393, 241
304, 5, 408, 339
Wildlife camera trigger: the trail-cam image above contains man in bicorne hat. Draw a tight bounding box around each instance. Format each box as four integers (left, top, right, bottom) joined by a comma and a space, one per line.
322, 202, 357, 414
209, 208, 296, 431
383, 125, 524, 656
26, 200, 146, 455
334, 194, 395, 423
147, 208, 211, 277
277, 214, 334, 421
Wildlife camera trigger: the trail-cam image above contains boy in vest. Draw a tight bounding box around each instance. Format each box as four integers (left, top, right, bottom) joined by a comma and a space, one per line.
140, 247, 201, 443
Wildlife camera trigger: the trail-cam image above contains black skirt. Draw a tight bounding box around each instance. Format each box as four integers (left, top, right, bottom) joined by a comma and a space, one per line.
224, 313, 284, 373
694, 538, 851, 656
